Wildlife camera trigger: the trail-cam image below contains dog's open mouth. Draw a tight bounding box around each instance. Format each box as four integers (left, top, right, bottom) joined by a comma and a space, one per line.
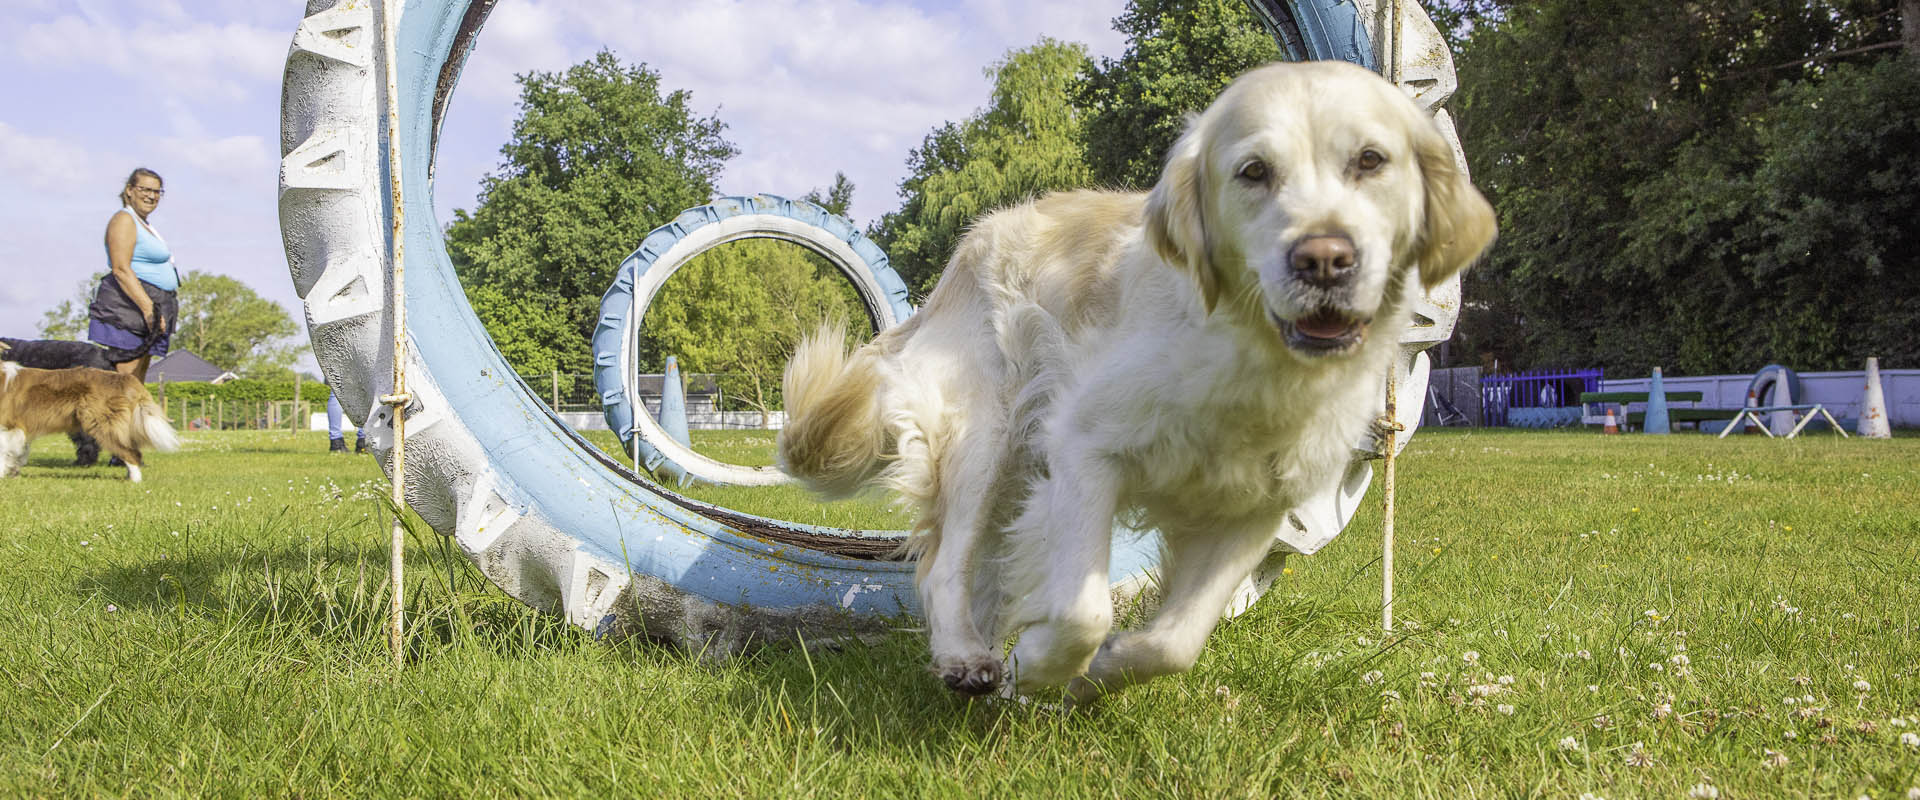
1276, 309, 1369, 353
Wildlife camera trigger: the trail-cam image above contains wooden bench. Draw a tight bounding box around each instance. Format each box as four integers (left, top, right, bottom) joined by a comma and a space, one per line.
1578, 391, 1742, 430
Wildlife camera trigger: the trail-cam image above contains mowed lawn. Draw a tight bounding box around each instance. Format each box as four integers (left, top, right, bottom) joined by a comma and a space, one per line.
1, 427, 1916, 798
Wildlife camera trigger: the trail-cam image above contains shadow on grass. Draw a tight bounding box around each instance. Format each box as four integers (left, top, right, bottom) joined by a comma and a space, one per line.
76, 500, 598, 666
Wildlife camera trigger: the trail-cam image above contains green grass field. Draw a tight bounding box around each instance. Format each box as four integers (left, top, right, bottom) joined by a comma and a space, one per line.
2, 427, 1916, 798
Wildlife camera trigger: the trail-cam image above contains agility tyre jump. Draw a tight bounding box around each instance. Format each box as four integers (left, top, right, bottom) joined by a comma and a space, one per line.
277, 0, 1469, 648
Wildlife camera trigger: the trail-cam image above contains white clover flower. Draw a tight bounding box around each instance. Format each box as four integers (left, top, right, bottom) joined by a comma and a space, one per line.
1356, 636, 1374, 647
1670, 654, 1691, 667
1462, 651, 1480, 666
1498, 674, 1515, 686
1380, 690, 1401, 703
1907, 787, 1920, 800
105, 604, 117, 613
1902, 731, 1920, 748
1588, 685, 1599, 693
1496, 703, 1515, 716
1763, 749, 1789, 768
1623, 742, 1654, 767
1577, 649, 1592, 660
1649, 662, 1665, 673
1557, 736, 1580, 751
1578, 794, 1606, 800
1687, 785, 1720, 800
1362, 670, 1384, 685
1892, 717, 1910, 728
1783, 729, 1798, 740
1855, 679, 1872, 693
1650, 702, 1673, 720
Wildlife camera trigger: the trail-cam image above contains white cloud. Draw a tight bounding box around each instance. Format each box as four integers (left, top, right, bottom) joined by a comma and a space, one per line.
13, 13, 286, 102
0, 121, 122, 194
441, 0, 1131, 224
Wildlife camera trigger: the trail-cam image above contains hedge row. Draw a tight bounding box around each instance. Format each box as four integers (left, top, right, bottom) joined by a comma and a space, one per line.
148, 378, 333, 404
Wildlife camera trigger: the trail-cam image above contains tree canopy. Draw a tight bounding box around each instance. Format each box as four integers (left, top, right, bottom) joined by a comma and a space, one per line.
1077, 0, 1281, 189
446, 50, 737, 376
870, 38, 1098, 296
1447, 0, 1915, 373
642, 240, 866, 422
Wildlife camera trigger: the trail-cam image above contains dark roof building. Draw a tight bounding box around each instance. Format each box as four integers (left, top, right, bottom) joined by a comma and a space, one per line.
148, 351, 238, 383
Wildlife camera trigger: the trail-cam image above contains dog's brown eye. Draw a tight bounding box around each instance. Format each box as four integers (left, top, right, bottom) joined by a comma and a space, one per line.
1237, 159, 1269, 183
1356, 149, 1386, 172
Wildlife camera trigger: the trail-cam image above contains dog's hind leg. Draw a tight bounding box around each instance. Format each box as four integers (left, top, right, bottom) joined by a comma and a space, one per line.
1069, 523, 1280, 701
92, 422, 145, 482
918, 408, 1014, 696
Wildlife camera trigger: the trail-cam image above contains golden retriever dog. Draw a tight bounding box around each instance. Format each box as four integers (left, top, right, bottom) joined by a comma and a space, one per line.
778, 61, 1496, 698
0, 359, 180, 482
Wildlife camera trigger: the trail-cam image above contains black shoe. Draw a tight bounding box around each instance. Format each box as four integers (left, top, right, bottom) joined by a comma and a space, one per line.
355, 435, 369, 454
329, 437, 348, 453
107, 455, 126, 468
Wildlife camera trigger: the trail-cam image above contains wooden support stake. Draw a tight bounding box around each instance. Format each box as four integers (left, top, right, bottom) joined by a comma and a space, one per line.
380, 0, 410, 670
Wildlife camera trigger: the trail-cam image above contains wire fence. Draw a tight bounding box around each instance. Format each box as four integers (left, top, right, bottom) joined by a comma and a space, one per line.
157, 395, 321, 432
515, 372, 787, 430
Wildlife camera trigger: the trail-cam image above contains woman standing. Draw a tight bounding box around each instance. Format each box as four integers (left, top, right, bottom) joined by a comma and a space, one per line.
89, 167, 180, 381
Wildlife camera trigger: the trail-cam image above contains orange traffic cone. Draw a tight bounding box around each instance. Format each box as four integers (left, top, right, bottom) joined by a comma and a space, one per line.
1603, 406, 1619, 434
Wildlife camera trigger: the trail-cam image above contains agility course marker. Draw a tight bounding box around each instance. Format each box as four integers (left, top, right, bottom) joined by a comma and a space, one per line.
278, 0, 1466, 648
1644, 367, 1671, 435
1858, 357, 1892, 439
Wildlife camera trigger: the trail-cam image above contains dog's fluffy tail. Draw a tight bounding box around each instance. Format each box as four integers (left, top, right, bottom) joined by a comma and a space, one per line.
777, 321, 888, 498
133, 402, 181, 453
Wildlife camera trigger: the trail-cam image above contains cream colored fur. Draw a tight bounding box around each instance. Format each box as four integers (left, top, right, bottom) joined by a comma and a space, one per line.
778, 61, 1496, 698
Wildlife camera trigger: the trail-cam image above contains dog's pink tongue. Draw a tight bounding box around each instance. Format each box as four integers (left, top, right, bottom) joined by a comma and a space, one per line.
1295, 313, 1354, 339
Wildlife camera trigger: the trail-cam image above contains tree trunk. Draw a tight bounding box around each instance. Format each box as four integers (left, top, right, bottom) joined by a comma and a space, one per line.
1906, 0, 1920, 56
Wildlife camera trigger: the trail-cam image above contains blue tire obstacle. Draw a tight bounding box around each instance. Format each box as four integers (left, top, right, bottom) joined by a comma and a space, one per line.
592, 194, 913, 488
278, 0, 1465, 649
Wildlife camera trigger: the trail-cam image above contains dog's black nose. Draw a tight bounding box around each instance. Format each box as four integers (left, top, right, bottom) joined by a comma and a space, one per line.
1289, 236, 1357, 286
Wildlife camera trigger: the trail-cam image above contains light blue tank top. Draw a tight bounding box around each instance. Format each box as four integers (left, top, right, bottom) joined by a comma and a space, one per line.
112, 208, 179, 291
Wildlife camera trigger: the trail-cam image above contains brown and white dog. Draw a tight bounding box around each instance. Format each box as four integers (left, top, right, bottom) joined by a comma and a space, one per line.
778, 61, 1496, 699
0, 358, 180, 482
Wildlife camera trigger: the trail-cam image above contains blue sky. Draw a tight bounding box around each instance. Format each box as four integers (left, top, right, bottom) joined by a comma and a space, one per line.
1, 0, 1128, 369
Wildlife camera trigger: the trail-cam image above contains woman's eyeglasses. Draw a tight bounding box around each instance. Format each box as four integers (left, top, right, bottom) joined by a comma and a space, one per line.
132, 187, 165, 198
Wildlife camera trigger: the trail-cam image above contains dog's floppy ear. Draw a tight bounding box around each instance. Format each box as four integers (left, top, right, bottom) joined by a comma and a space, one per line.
1145, 119, 1219, 313
1412, 120, 1497, 290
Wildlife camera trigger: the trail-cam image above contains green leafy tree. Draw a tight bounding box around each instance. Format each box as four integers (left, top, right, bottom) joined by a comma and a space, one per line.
171, 271, 306, 378
447, 50, 737, 376
871, 39, 1097, 295
1076, 0, 1280, 189
37, 280, 95, 339
803, 172, 856, 217
1448, 0, 1908, 372
642, 240, 865, 425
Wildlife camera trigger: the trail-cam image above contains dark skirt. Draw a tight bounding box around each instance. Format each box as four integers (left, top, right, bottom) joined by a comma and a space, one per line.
86, 275, 176, 362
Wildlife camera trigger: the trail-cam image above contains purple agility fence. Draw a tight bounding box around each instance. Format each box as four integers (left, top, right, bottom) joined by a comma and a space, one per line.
1481, 368, 1604, 427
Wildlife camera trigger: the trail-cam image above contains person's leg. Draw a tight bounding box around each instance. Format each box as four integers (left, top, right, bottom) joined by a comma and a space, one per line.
327, 393, 346, 452
129, 354, 151, 382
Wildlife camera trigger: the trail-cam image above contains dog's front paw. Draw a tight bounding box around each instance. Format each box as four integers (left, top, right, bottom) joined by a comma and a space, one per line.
934, 657, 1005, 696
